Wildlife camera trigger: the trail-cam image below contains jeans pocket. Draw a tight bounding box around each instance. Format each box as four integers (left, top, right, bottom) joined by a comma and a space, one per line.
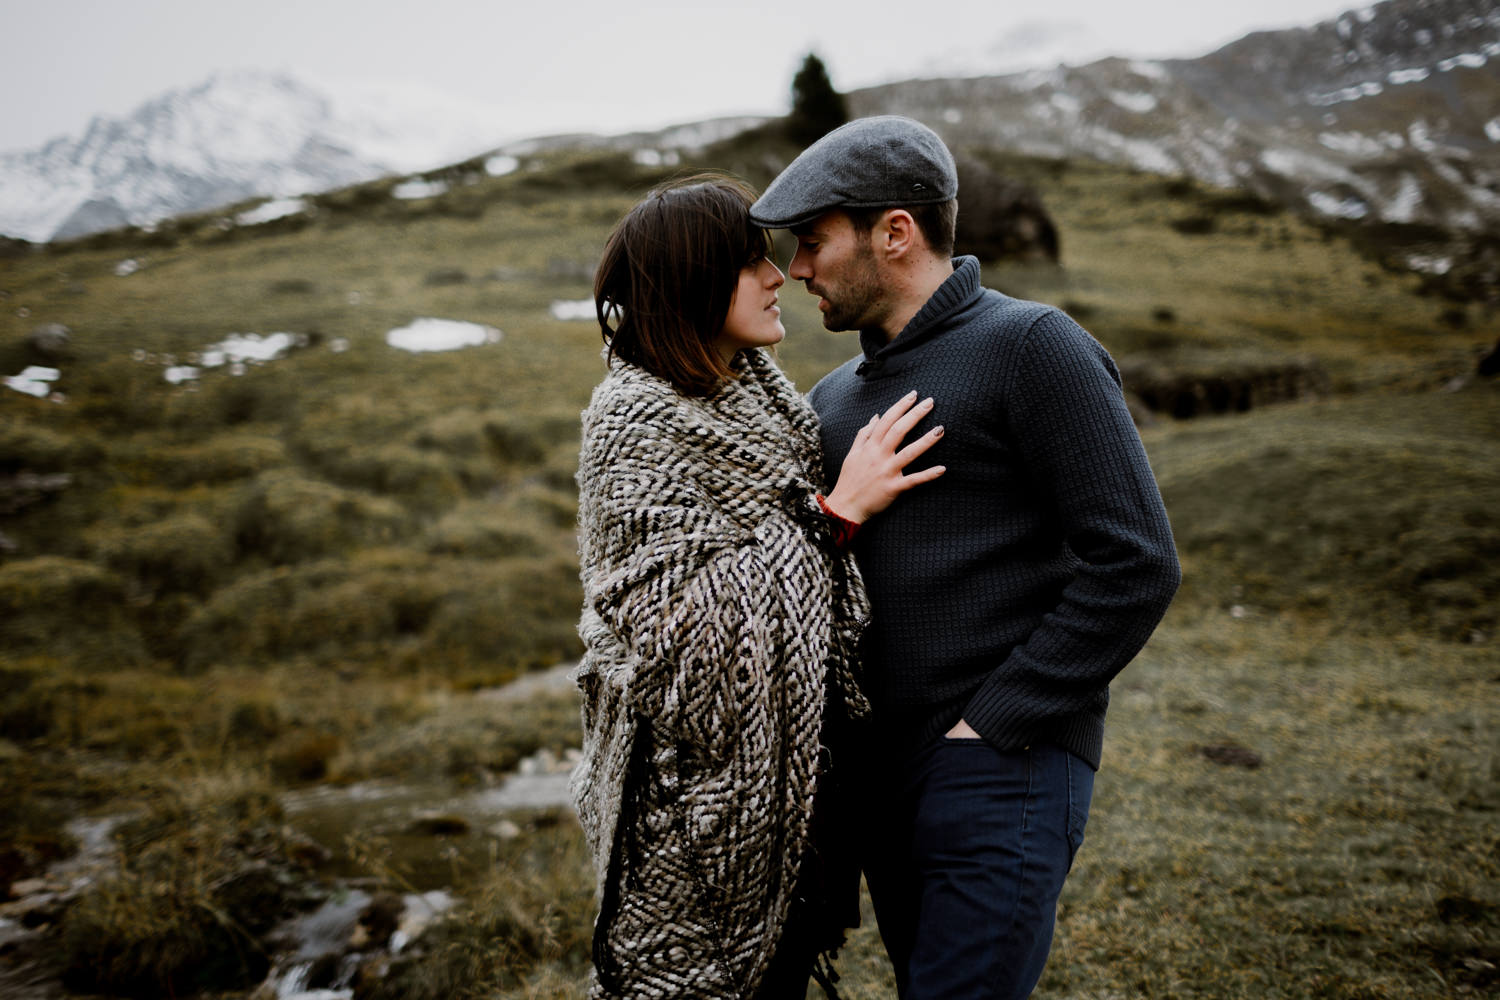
1064, 753, 1095, 867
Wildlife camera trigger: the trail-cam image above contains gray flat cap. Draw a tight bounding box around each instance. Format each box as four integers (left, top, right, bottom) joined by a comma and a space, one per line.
750, 115, 957, 228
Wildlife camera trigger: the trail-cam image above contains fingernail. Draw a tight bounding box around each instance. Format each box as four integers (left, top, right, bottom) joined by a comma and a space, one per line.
923, 397, 935, 406
906, 390, 918, 398
934, 425, 944, 435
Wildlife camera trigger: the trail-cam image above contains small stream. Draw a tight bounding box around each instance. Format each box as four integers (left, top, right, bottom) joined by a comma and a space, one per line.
1, 665, 583, 1000
279, 747, 578, 889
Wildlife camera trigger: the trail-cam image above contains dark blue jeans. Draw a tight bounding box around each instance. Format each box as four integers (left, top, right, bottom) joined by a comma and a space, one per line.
861, 738, 1094, 999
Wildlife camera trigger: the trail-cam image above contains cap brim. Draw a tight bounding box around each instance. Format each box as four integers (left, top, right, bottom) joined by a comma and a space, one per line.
748, 199, 830, 229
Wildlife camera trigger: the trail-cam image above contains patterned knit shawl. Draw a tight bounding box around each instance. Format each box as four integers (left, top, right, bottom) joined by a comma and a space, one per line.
571, 349, 870, 999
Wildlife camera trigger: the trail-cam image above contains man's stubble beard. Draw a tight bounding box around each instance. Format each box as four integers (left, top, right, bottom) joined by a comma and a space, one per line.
815, 240, 884, 332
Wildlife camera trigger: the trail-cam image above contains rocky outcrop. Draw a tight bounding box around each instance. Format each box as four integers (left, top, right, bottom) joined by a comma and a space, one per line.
24, 323, 72, 362
954, 154, 1059, 263
1119, 359, 1330, 419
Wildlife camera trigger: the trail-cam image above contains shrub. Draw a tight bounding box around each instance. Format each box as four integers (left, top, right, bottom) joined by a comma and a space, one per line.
231, 471, 410, 564
0, 557, 145, 667
362, 815, 594, 999
0, 423, 105, 474
480, 410, 581, 466
1170, 214, 1218, 236
90, 512, 234, 595
1157, 395, 1500, 638
420, 555, 582, 673
0, 746, 79, 892
179, 552, 581, 674
134, 433, 288, 487
171, 368, 305, 429
308, 443, 466, 509
57, 772, 308, 997
68, 358, 172, 433
422, 500, 550, 558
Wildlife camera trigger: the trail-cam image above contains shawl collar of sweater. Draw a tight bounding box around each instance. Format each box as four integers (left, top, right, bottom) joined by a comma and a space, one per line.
856, 254, 985, 379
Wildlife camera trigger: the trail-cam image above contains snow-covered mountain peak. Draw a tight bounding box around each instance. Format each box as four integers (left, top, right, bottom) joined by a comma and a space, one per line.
0, 69, 510, 243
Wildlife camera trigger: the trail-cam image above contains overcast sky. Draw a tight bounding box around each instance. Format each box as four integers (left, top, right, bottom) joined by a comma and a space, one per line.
3, 0, 1370, 153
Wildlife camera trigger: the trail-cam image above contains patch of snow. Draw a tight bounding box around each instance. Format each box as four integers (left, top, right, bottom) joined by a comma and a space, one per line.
1317, 132, 1387, 158
550, 299, 597, 321
1385, 174, 1424, 223
1084, 127, 1178, 174
632, 148, 680, 167
1128, 60, 1169, 81
3, 379, 51, 399
484, 155, 519, 177
385, 318, 501, 353
1409, 120, 1439, 153
1485, 119, 1500, 142
1307, 190, 1369, 219
205, 332, 300, 365
646, 117, 764, 152
1354, 5, 1375, 22
4, 366, 60, 398
391, 891, 456, 955
1049, 93, 1082, 116
164, 365, 200, 385
1406, 253, 1452, 275
1337, 17, 1353, 40
1108, 91, 1158, 114
1261, 148, 1359, 185
115, 258, 142, 277
392, 179, 448, 201
1415, 29, 1435, 46
1387, 67, 1431, 84
1309, 80, 1384, 106
236, 197, 308, 226
942, 108, 963, 124
1437, 52, 1487, 72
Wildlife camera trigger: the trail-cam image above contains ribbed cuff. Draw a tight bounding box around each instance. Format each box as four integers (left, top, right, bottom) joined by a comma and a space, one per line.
816, 494, 861, 548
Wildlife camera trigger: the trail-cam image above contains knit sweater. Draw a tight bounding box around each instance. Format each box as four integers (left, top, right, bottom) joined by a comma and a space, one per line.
571, 349, 870, 999
807, 256, 1180, 768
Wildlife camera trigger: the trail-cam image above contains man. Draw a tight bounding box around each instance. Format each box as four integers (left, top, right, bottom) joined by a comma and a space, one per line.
750, 116, 1181, 999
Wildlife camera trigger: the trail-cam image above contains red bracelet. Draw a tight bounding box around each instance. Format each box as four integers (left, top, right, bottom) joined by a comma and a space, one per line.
816, 494, 862, 548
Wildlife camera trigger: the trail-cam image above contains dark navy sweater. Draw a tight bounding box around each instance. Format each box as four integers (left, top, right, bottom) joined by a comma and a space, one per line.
807, 256, 1180, 769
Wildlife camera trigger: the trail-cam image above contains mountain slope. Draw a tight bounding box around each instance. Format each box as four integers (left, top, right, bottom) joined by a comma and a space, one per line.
852, 0, 1500, 234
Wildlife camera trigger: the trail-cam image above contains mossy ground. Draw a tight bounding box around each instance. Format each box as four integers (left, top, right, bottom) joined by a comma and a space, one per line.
1, 142, 1496, 997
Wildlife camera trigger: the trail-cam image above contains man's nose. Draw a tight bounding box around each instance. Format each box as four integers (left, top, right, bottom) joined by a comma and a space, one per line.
788, 247, 811, 281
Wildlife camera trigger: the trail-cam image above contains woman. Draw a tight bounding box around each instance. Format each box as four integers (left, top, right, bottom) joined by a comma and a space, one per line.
570, 174, 943, 999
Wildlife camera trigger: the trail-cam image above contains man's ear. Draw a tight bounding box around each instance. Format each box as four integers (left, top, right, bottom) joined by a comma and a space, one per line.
877, 209, 918, 259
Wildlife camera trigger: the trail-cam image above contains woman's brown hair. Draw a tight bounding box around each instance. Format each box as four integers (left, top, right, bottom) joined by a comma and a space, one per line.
594, 173, 772, 397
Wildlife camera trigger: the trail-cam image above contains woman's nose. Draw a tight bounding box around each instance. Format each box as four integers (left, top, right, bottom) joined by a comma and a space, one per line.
764, 259, 785, 288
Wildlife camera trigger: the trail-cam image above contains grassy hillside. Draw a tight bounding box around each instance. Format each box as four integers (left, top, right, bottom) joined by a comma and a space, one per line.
1, 140, 1496, 998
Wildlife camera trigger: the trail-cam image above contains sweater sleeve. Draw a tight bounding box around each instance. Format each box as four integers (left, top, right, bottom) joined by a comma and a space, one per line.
961, 311, 1181, 751
577, 407, 834, 759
